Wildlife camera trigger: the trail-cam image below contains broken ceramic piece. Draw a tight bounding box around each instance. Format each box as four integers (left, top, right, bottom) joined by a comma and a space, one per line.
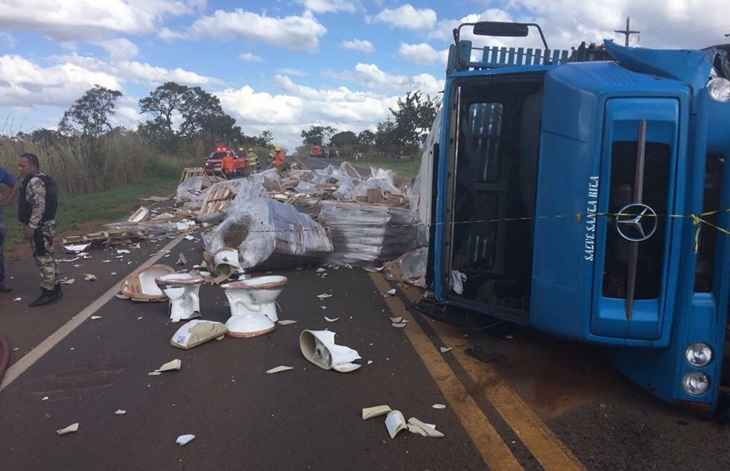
407, 417, 445, 438
392, 322, 408, 328
362, 405, 392, 420
176, 434, 195, 446
114, 409, 127, 415
315, 267, 327, 273
56, 423, 79, 436
324, 316, 339, 323
439, 346, 453, 353
84, 274, 97, 281
386, 288, 397, 296
150, 358, 181, 375
116, 249, 131, 255
277, 320, 297, 326
128, 206, 150, 224
389, 316, 403, 323
316, 293, 333, 300
90, 315, 103, 320
120, 264, 175, 302
385, 411, 408, 439
432, 404, 447, 410
171, 320, 227, 350
299, 330, 361, 373
266, 365, 294, 374
64, 243, 91, 253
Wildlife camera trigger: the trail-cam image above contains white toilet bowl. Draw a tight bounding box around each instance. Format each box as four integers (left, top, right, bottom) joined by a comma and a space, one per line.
222, 275, 288, 337
155, 273, 204, 322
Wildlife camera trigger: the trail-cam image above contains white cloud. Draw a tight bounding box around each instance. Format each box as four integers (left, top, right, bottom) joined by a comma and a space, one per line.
56, 53, 216, 86
295, 0, 357, 13
341, 39, 375, 53
190, 9, 327, 51
96, 38, 139, 61
239, 52, 262, 62
353, 63, 443, 95
217, 86, 304, 125
372, 4, 437, 30
0, 54, 121, 107
398, 42, 448, 65
0, 0, 204, 40
218, 75, 401, 149
158, 27, 186, 41
117, 61, 212, 85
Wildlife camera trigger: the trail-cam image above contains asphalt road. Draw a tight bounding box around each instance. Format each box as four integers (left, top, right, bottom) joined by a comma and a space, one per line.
2, 224, 730, 470
0, 237, 485, 471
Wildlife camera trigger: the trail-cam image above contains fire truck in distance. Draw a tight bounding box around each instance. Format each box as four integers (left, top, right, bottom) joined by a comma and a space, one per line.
204, 144, 248, 177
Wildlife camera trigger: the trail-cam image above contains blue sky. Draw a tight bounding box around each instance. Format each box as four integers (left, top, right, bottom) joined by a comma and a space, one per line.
0, 0, 727, 148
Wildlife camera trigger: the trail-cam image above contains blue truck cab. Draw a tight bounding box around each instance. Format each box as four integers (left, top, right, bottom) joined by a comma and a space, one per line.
429, 22, 730, 412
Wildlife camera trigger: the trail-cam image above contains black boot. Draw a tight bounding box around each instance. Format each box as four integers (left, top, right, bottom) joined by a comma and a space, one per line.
28, 287, 61, 307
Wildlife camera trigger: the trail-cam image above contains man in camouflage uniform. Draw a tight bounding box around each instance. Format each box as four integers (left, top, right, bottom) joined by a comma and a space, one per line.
17, 153, 61, 307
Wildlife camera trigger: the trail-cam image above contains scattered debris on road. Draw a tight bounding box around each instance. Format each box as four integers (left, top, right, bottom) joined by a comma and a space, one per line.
277, 320, 297, 326
114, 409, 127, 416
149, 358, 182, 375
266, 365, 294, 374
362, 405, 392, 420
176, 434, 195, 446
300, 330, 362, 373
171, 320, 227, 350
385, 410, 408, 439
324, 316, 339, 323
56, 423, 79, 436
432, 404, 446, 410
83, 274, 97, 282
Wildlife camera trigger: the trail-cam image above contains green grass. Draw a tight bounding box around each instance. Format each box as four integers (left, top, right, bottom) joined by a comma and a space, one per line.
3, 173, 179, 251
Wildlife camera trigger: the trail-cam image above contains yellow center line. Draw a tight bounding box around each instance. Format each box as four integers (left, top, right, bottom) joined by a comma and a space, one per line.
369, 273, 522, 471
399, 284, 586, 471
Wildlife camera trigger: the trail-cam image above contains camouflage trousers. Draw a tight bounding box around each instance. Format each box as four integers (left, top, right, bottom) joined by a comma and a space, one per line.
30, 222, 57, 290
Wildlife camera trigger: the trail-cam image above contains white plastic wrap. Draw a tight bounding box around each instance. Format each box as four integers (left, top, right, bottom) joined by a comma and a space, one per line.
176, 176, 206, 203
203, 180, 333, 269
385, 247, 428, 288
318, 201, 418, 265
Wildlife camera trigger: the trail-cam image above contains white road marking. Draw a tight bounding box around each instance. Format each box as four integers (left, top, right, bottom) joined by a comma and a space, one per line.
1, 235, 185, 391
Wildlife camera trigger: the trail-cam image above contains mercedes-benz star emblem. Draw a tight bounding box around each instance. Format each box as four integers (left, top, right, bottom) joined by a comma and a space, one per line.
615, 203, 658, 242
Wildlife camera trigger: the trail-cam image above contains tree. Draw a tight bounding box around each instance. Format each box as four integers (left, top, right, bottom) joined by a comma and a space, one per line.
257, 130, 273, 146
330, 130, 357, 148
58, 85, 122, 138
357, 130, 375, 147
387, 91, 438, 149
139, 82, 242, 149
300, 125, 336, 146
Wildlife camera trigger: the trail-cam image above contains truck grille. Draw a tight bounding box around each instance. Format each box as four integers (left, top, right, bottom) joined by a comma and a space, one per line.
602, 131, 671, 313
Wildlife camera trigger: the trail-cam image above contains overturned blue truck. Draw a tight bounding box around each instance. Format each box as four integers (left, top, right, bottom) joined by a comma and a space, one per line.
425, 21, 730, 412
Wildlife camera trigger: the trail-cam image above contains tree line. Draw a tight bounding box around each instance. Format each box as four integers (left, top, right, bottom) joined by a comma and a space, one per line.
299, 91, 439, 159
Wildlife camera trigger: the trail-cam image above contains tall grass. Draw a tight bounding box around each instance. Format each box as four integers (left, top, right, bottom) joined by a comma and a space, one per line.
0, 131, 178, 193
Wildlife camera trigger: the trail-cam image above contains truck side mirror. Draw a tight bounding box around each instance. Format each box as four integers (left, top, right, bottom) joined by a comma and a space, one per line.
473, 21, 528, 37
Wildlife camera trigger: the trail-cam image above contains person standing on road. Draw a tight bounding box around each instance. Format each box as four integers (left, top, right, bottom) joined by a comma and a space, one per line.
247, 148, 258, 172
17, 153, 61, 307
0, 165, 17, 294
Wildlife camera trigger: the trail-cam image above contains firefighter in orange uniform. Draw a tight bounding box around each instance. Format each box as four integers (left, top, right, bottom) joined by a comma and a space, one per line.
222, 152, 237, 179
